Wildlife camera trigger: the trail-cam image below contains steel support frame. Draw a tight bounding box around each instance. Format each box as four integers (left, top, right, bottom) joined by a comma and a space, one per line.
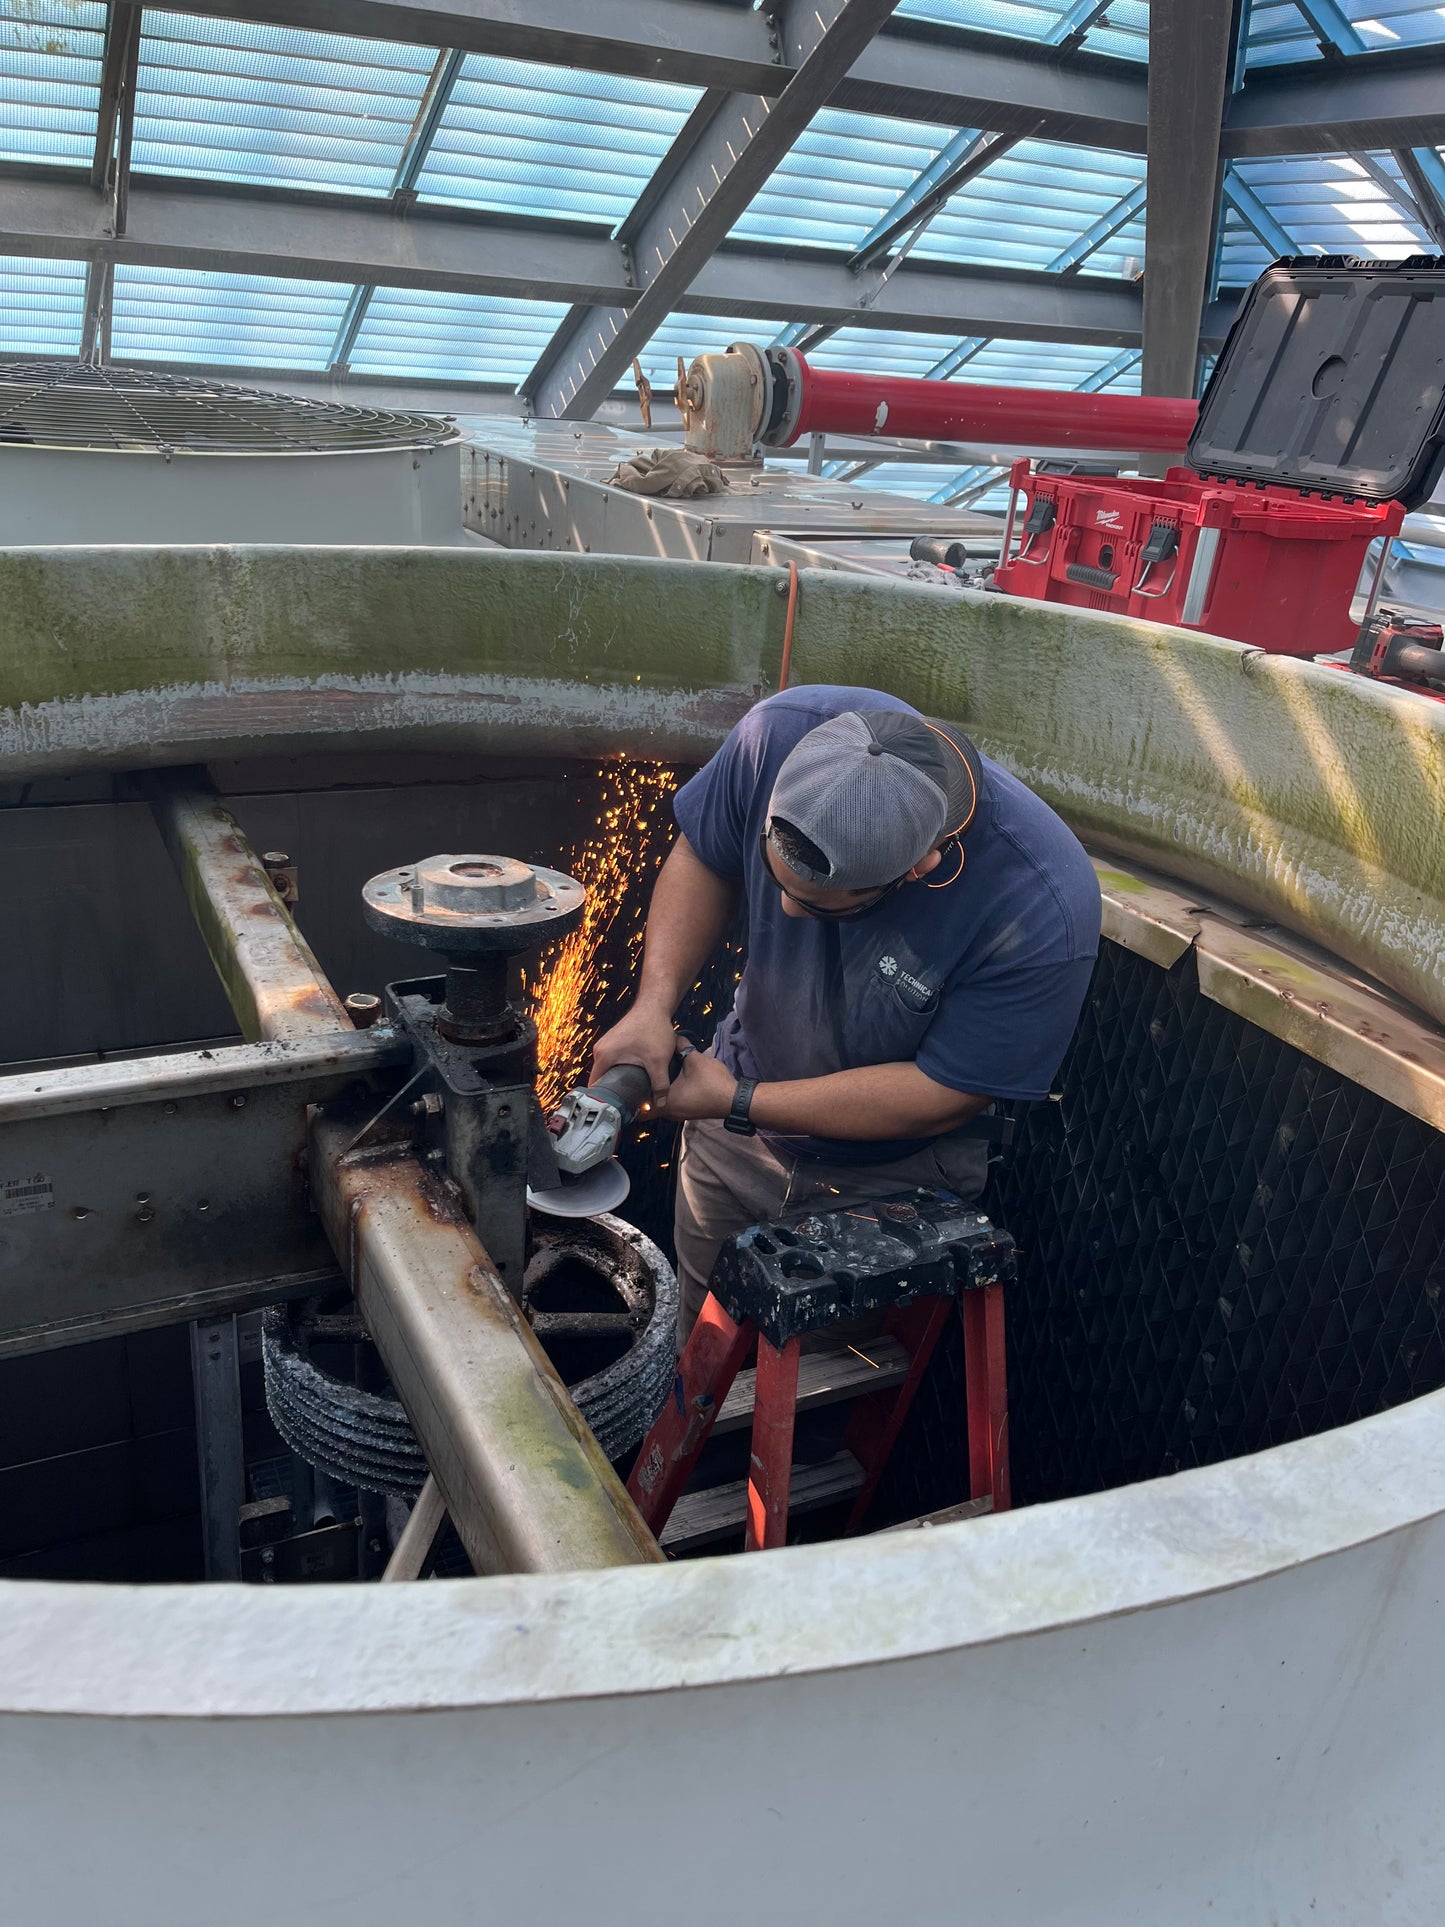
308, 1112, 662, 1574
191, 1313, 245, 1581
1142, 0, 1235, 403
524, 0, 903, 419
1393, 148, 1445, 251
851, 123, 981, 268
0, 1031, 399, 1359
328, 43, 467, 371
137, 1, 1151, 150
148, 770, 352, 1044
0, 173, 1205, 348
1291, 0, 1366, 57
850, 129, 1018, 272
1048, 180, 1146, 275
91, 2, 141, 195
83, 1, 142, 362
148, 763, 659, 1576
1223, 44, 1445, 157
1221, 169, 1298, 258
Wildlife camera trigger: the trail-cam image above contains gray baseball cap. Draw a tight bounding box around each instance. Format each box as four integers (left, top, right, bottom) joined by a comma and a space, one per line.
765, 709, 983, 889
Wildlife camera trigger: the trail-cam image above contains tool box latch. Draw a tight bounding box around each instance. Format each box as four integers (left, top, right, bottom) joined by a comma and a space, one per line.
1016, 495, 1058, 564
1132, 520, 1181, 598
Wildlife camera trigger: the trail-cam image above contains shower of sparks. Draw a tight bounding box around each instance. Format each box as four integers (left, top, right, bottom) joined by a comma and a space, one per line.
527, 762, 678, 1112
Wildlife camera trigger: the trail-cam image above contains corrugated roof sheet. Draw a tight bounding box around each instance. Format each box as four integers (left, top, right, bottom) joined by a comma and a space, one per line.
0, 254, 85, 356
729, 112, 1146, 274
730, 107, 950, 254
635, 314, 788, 385
911, 139, 1146, 272
110, 265, 352, 369
133, 12, 436, 196
1217, 153, 1436, 286
413, 55, 699, 226
0, 0, 104, 168
347, 288, 571, 385
803, 329, 1143, 388
1247, 0, 1445, 65
895, 0, 1148, 59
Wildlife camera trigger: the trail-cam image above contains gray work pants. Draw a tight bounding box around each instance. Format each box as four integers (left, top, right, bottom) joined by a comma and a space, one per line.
673, 1116, 988, 1343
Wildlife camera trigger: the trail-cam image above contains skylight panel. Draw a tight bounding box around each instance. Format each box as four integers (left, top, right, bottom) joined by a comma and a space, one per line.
730, 108, 952, 253
110, 266, 352, 370
133, 13, 436, 196
1247, 0, 1445, 65
415, 56, 700, 227
348, 290, 571, 386
911, 141, 1146, 273
1227, 154, 1431, 267
0, 0, 104, 167
0, 255, 85, 355
894, 0, 1148, 58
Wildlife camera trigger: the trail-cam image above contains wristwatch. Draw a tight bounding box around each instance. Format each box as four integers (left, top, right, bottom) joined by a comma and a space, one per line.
724, 1075, 758, 1136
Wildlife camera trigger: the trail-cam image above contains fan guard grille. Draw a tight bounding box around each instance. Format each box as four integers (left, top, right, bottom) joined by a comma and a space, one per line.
0, 361, 457, 455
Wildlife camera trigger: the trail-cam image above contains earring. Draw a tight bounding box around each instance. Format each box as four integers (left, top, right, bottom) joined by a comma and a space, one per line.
926, 840, 965, 889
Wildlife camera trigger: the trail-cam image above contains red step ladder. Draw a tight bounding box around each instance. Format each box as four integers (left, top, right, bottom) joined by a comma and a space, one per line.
628, 1194, 1013, 1552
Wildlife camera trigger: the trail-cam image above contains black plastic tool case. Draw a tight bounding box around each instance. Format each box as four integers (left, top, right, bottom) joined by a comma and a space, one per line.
1188, 254, 1445, 508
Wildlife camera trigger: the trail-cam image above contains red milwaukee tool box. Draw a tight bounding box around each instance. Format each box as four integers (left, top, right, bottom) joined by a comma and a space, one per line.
993, 256, 1445, 655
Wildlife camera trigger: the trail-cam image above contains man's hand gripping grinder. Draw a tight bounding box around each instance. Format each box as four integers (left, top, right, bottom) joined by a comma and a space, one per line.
526, 1047, 688, 1217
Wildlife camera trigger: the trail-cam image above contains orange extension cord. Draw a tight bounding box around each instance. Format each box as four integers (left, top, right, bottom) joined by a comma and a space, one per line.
778, 558, 799, 690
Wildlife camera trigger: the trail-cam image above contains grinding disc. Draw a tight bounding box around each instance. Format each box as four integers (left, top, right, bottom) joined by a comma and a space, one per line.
526, 1156, 632, 1219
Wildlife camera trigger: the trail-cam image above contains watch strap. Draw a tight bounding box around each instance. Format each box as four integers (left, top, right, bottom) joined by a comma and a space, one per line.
724, 1075, 758, 1136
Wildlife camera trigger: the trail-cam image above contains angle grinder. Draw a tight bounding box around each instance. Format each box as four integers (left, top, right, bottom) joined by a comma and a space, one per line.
526, 1044, 692, 1218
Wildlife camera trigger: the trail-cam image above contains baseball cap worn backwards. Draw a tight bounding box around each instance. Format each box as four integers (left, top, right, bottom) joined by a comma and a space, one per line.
765, 710, 983, 890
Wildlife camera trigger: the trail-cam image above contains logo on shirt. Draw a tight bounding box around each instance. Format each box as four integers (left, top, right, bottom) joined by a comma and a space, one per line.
877, 953, 936, 1011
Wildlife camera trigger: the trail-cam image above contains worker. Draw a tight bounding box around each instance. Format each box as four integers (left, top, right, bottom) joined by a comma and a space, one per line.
590, 684, 1101, 1339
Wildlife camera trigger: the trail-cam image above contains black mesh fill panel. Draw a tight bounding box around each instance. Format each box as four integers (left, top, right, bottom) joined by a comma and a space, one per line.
875, 939, 1445, 1521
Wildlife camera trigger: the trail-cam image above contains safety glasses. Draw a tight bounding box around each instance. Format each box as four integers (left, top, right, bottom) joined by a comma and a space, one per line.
758, 834, 906, 920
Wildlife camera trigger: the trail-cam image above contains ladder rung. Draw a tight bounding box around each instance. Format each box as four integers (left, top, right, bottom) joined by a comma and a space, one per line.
661, 1452, 865, 1554
712, 1335, 911, 1436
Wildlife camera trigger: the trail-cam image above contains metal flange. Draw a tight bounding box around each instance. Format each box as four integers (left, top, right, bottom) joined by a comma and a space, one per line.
362, 854, 585, 953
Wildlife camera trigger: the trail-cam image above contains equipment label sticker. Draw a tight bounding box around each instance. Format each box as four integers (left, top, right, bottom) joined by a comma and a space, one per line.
0, 1173, 54, 1217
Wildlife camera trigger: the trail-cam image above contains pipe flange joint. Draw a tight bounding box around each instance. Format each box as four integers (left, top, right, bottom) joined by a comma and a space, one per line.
362, 855, 585, 955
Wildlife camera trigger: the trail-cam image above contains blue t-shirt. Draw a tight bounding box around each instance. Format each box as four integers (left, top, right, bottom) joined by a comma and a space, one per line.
673, 685, 1100, 1164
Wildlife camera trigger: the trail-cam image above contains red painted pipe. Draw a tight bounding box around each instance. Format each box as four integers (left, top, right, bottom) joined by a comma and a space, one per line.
780, 358, 1198, 453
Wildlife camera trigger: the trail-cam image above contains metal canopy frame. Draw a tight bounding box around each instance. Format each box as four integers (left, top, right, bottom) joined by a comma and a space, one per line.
524, 0, 903, 419
1142, 1, 1235, 403
0, 0, 1440, 486
3, 173, 1234, 349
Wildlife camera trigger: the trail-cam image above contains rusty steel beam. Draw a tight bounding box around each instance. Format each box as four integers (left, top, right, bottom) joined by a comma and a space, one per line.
309, 1110, 663, 1574
148, 770, 352, 1043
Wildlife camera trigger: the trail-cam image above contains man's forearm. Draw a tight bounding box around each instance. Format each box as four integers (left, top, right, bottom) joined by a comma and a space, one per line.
634, 835, 740, 1016
751, 1063, 988, 1140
